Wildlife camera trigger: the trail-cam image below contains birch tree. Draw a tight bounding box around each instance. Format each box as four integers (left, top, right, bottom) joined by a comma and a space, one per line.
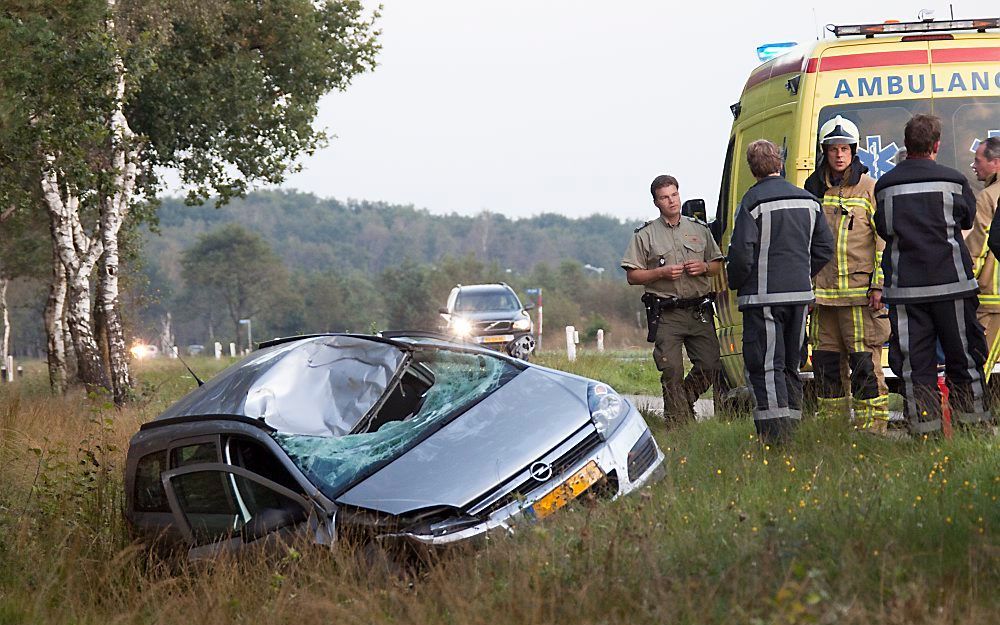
1, 0, 379, 402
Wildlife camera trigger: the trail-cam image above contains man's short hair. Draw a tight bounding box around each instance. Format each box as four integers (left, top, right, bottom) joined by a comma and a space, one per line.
982, 136, 1000, 161
904, 114, 942, 156
650, 174, 679, 198
746, 140, 783, 178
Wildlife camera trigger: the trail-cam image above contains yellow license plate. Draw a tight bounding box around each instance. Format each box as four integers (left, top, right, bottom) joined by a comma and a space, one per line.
481, 335, 513, 344
531, 461, 605, 519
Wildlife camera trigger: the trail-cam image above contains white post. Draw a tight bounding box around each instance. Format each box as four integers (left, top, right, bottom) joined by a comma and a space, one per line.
229, 342, 236, 357
596, 329, 605, 352
170, 346, 179, 359
5, 356, 12, 382
565, 326, 576, 362
214, 342, 222, 359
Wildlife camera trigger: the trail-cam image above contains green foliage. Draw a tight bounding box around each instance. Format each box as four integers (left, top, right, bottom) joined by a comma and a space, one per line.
124, 0, 381, 204
180, 223, 291, 340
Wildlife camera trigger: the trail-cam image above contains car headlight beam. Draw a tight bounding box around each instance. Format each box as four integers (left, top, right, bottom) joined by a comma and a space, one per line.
588, 382, 627, 439
451, 317, 473, 338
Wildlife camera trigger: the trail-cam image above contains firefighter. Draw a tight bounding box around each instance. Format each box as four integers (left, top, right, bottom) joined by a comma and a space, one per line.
967, 137, 1000, 380
727, 140, 834, 444
874, 115, 991, 436
804, 116, 891, 432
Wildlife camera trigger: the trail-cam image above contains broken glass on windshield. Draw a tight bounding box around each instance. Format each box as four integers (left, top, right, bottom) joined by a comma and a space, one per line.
275, 349, 520, 498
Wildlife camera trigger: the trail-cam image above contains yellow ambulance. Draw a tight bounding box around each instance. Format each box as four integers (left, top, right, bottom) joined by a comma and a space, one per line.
705, 16, 1000, 396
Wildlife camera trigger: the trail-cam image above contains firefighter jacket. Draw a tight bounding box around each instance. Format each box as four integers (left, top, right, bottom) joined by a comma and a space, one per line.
965, 173, 1000, 311
873, 158, 979, 304
727, 175, 835, 310
805, 158, 884, 306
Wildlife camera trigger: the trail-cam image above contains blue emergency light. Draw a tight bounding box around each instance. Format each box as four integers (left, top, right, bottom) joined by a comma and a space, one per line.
756, 42, 798, 62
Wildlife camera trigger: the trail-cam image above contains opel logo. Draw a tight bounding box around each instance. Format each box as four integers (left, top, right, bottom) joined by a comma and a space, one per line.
529, 461, 553, 482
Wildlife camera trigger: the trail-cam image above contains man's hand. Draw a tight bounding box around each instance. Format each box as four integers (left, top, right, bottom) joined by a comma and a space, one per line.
868, 289, 883, 312
663, 264, 686, 280
682, 260, 707, 276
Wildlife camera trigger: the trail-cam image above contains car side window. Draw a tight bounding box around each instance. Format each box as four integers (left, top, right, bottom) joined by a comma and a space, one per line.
225, 438, 301, 492
134, 450, 170, 512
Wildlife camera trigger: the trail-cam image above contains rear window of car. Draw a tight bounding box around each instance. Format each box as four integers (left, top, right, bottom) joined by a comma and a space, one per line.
134, 450, 170, 512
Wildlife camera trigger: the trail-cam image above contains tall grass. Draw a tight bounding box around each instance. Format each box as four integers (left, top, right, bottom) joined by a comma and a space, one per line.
0, 359, 997, 624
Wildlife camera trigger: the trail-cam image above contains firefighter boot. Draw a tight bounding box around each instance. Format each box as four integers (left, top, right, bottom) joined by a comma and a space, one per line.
812, 350, 849, 418
848, 351, 887, 431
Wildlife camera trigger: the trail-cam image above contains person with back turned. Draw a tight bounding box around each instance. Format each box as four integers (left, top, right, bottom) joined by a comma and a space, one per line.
621, 175, 724, 423
874, 114, 992, 437
727, 140, 834, 444
804, 116, 891, 433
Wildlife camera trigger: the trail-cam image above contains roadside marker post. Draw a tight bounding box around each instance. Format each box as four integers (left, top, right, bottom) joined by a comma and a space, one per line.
565, 326, 576, 362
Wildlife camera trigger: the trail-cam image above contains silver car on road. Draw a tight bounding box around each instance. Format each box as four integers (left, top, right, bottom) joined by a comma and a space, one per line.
124, 333, 664, 557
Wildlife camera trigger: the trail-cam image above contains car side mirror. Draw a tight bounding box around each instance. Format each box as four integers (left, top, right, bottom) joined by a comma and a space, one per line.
438, 307, 449, 315
523, 302, 535, 311
681, 198, 707, 222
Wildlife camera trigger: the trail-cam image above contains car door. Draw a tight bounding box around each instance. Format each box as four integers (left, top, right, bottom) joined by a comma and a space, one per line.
161, 459, 317, 559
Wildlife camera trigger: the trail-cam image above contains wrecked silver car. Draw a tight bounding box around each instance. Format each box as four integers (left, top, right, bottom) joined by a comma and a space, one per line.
124, 333, 664, 557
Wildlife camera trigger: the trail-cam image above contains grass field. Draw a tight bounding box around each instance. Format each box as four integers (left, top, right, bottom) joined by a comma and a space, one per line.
0, 356, 997, 624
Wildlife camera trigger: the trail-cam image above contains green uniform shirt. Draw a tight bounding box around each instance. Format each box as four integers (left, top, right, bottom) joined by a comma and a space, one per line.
621, 215, 723, 300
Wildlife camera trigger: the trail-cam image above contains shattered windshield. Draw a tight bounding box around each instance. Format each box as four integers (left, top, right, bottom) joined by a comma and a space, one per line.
156, 336, 408, 436
274, 349, 521, 499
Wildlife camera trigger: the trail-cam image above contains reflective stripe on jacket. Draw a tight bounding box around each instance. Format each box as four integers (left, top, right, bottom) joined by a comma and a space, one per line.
963, 174, 1000, 311
873, 159, 979, 304
805, 159, 884, 306
726, 176, 835, 310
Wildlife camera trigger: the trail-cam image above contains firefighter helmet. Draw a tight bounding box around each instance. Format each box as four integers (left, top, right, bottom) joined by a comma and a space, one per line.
819, 115, 860, 146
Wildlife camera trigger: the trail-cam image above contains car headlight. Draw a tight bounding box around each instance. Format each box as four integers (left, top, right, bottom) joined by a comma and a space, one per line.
588, 382, 627, 439
451, 317, 473, 338
513, 317, 531, 331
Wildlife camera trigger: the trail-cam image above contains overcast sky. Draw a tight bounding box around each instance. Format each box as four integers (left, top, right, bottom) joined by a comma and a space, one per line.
271, 1, 997, 221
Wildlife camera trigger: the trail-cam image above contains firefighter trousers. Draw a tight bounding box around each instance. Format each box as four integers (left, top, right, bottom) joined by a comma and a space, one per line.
810, 304, 890, 428
979, 310, 1000, 384
888, 297, 992, 435
653, 307, 721, 422
742, 305, 807, 442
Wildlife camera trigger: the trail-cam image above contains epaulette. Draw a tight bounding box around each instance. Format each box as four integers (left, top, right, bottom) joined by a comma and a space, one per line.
633, 220, 654, 233
684, 215, 710, 228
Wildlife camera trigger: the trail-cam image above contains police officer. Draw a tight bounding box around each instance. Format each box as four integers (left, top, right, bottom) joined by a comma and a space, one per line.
622, 175, 723, 422
804, 116, 891, 432
874, 114, 991, 436
967, 137, 1000, 379
727, 140, 834, 444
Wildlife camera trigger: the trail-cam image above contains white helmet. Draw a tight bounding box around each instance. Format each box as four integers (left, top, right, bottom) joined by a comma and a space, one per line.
818, 115, 860, 146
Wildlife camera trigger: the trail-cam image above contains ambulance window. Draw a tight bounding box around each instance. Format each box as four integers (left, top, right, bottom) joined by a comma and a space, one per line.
935, 96, 1000, 193
818, 102, 929, 183
713, 136, 736, 244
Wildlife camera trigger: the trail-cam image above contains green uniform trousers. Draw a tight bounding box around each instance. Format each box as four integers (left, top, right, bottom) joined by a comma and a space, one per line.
653, 307, 722, 421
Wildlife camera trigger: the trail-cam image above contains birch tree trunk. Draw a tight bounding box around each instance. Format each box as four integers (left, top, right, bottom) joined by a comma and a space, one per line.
44, 245, 68, 393
0, 278, 9, 368
96, 0, 138, 405
40, 174, 108, 392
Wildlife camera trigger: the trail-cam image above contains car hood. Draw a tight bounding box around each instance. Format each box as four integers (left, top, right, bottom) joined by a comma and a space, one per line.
335, 367, 592, 515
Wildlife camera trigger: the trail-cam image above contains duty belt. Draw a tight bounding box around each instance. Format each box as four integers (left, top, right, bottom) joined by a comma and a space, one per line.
641, 293, 716, 342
